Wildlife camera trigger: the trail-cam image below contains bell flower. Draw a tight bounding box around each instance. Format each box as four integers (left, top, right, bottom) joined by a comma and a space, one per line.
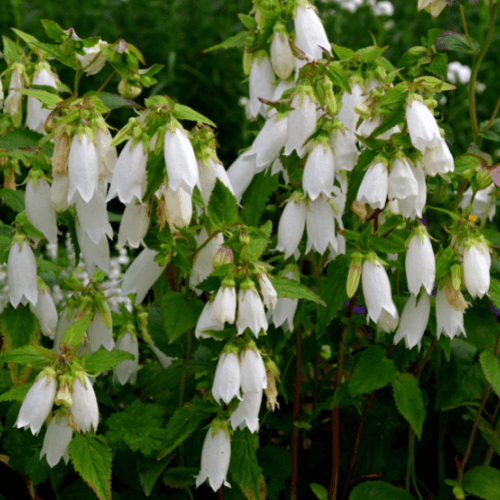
303, 142, 335, 201
195, 426, 231, 491
106, 139, 148, 204
76, 219, 110, 276
305, 196, 337, 255
257, 274, 278, 310
3, 64, 25, 119
377, 308, 399, 333
163, 185, 193, 229
284, 92, 317, 158
393, 293, 431, 351
26, 66, 58, 134
77, 40, 107, 75
399, 160, 426, 219
212, 352, 241, 404
270, 31, 295, 79
40, 413, 72, 467
211, 286, 237, 324
459, 185, 496, 222
113, 331, 139, 385
8, 239, 38, 308
406, 99, 442, 152
463, 240, 491, 299
30, 285, 58, 338
294, 4, 332, 61
75, 190, 113, 245
50, 175, 70, 213
236, 286, 268, 337
248, 55, 275, 119
198, 158, 235, 207
240, 348, 267, 393
230, 390, 262, 434
356, 161, 388, 210
195, 301, 225, 340
422, 138, 454, 177
272, 78, 294, 102
226, 154, 256, 203
435, 287, 466, 340
276, 197, 306, 259
337, 84, 364, 131
87, 311, 114, 353
330, 129, 359, 172
118, 200, 150, 249
95, 126, 118, 180
270, 270, 298, 331
25, 178, 58, 244
67, 133, 99, 204
70, 375, 99, 432
15, 373, 57, 435
388, 156, 419, 201
405, 230, 435, 296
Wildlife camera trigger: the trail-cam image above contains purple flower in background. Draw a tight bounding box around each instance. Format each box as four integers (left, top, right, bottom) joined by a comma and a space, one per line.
343, 301, 367, 315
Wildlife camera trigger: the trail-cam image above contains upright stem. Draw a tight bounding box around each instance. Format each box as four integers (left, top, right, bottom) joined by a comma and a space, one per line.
179, 329, 192, 407
291, 325, 302, 500
73, 69, 83, 97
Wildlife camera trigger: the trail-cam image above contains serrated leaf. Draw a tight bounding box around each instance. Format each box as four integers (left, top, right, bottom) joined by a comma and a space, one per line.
98, 92, 139, 110
477, 421, 500, 457
162, 467, 198, 488
241, 169, 279, 227
1, 306, 38, 349
332, 44, 354, 60
0, 382, 30, 402
368, 233, 406, 254
238, 13, 258, 30
436, 33, 480, 55
69, 434, 112, 500
371, 104, 405, 140
0, 345, 55, 368
0, 189, 25, 212
207, 178, 239, 229
480, 350, 500, 398
349, 480, 416, 500
40, 19, 67, 42
271, 277, 326, 306
137, 454, 174, 496
60, 311, 92, 350
3, 35, 22, 64
377, 84, 408, 107
203, 31, 248, 54
462, 466, 500, 500
80, 347, 134, 374
17, 88, 62, 107
326, 63, 351, 93
172, 103, 216, 127
348, 346, 397, 395
391, 373, 426, 440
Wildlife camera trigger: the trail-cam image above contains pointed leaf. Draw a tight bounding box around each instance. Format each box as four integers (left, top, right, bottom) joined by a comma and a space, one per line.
80, 347, 135, 374
480, 350, 500, 398
207, 178, 239, 229
462, 466, 500, 500
349, 480, 416, 500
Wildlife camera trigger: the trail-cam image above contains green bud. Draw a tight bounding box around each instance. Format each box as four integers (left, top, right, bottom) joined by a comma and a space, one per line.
323, 79, 336, 115
54, 374, 73, 408
118, 78, 142, 99
213, 246, 234, 268
347, 251, 363, 299
477, 168, 493, 191
452, 485, 465, 500
450, 263, 462, 291
239, 230, 250, 246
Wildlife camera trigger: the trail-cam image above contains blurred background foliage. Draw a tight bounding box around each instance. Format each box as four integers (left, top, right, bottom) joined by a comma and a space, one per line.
1, 0, 499, 166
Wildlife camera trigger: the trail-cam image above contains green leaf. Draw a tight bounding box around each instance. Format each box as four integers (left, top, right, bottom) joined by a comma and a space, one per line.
229, 429, 265, 500
427, 53, 448, 78
172, 103, 216, 127
0, 345, 55, 368
0, 189, 25, 212
106, 400, 166, 457
391, 373, 426, 440
462, 466, 500, 500
160, 292, 204, 344
241, 169, 279, 227
207, 178, 239, 229
203, 31, 248, 54
371, 105, 405, 140
377, 84, 408, 107
256, 446, 291, 480
40, 19, 67, 42
98, 92, 139, 110
463, 306, 499, 351
137, 454, 174, 496
310, 483, 328, 500
143, 152, 165, 202
326, 63, 351, 93
271, 277, 326, 306
3, 36, 22, 64
480, 118, 500, 143
368, 233, 406, 254
436, 33, 480, 55
477, 421, 500, 457
238, 13, 258, 30
17, 88, 62, 107
80, 347, 135, 374
0, 383, 30, 402
162, 467, 198, 488
332, 44, 355, 60
349, 480, 416, 500
1, 306, 38, 349
158, 400, 212, 459
69, 434, 112, 500
60, 311, 92, 350
480, 350, 500, 398
490, 277, 500, 313
348, 346, 397, 395
0, 235, 11, 264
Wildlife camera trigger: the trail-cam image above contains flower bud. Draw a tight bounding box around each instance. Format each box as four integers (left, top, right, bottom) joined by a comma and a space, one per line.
70, 374, 99, 432
270, 31, 295, 80
213, 246, 234, 269
118, 78, 142, 99
477, 168, 493, 191
347, 252, 363, 299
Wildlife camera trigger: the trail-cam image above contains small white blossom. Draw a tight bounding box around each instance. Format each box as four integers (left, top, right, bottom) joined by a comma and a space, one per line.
118, 200, 150, 249
406, 99, 442, 152
284, 93, 317, 158
113, 332, 139, 385
196, 301, 225, 340
388, 157, 419, 201
30, 287, 58, 338
463, 241, 491, 299
356, 161, 388, 210
405, 232, 435, 296
25, 178, 58, 244
294, 4, 332, 61
303, 143, 335, 201
270, 31, 295, 79
212, 352, 241, 404
422, 138, 454, 177
8, 240, 38, 308
40, 414, 72, 467
230, 390, 263, 434
211, 286, 237, 324
393, 293, 431, 351
26, 67, 58, 134
240, 349, 267, 393
305, 196, 337, 255
236, 288, 268, 337
71, 375, 99, 432
258, 274, 278, 310
226, 154, 256, 203
276, 198, 306, 259
435, 288, 466, 340
248, 56, 275, 119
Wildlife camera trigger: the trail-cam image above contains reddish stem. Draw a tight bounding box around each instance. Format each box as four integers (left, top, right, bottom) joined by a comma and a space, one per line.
291, 326, 302, 500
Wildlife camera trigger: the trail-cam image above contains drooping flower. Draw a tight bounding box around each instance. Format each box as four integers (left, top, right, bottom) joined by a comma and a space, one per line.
195, 301, 225, 340
70, 375, 99, 432
270, 270, 298, 331
294, 4, 332, 61
276, 197, 306, 259
26, 65, 58, 134
230, 390, 262, 434
248, 55, 275, 119
330, 128, 359, 172
190, 228, 224, 289
405, 230, 435, 296
87, 311, 114, 353
75, 189, 113, 245
211, 286, 237, 324
75, 219, 111, 276
3, 63, 25, 120
236, 287, 268, 337
270, 31, 295, 79
337, 84, 364, 131
118, 200, 150, 249
356, 161, 388, 210
30, 285, 58, 338
240, 348, 267, 393
459, 185, 496, 222
393, 293, 431, 351
25, 178, 58, 244
303, 142, 335, 201
422, 138, 454, 177
113, 331, 139, 385
388, 156, 419, 201
50, 175, 70, 213
163, 185, 193, 229
257, 274, 278, 310
198, 158, 235, 207
212, 352, 241, 404
76, 40, 108, 75
226, 154, 257, 202
463, 240, 491, 299
406, 99, 442, 152
435, 287, 466, 340
284, 92, 317, 158
39, 413, 72, 467
95, 125, 118, 181
8, 239, 38, 308
399, 160, 427, 219
305, 196, 337, 255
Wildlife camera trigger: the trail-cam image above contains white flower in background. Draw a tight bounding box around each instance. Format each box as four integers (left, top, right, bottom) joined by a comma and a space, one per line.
240, 348, 267, 393
393, 293, 431, 351
95, 126, 118, 180
195, 426, 231, 491
8, 239, 38, 308
15, 374, 56, 435
121, 248, 167, 305
276, 197, 306, 259
212, 352, 241, 404
3, 64, 25, 117
459, 185, 496, 222
306, 196, 337, 255
334, 0, 364, 13
422, 138, 454, 177
284, 92, 317, 158
294, 4, 332, 61
118, 200, 150, 249
226, 154, 256, 203
113, 332, 139, 385
87, 311, 114, 352
330, 129, 359, 172
70, 375, 99, 432
191, 229, 224, 289
269, 271, 298, 331
76, 40, 108, 75
463, 240, 491, 299
164, 126, 199, 195
50, 175, 70, 213
30, 286, 58, 338
405, 231, 435, 295
75, 190, 113, 245
163, 185, 193, 229
248, 55, 275, 119
435, 287, 466, 340
337, 84, 364, 131
40, 414, 72, 467
447, 61, 471, 84
388, 157, 419, 201
67, 133, 99, 204
195, 301, 225, 340
362, 256, 398, 325
303, 142, 335, 201
236, 287, 268, 337
230, 390, 262, 434
211, 286, 237, 324
107, 139, 148, 204
399, 160, 427, 219
270, 31, 295, 79
198, 158, 235, 207
25, 178, 58, 244
370, 1, 394, 16
26, 65, 58, 134
76, 219, 111, 276
406, 99, 442, 152
258, 274, 278, 310
356, 161, 388, 210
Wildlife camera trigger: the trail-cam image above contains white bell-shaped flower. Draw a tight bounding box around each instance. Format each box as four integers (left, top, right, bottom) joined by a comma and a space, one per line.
459, 185, 496, 222
337, 84, 364, 131
164, 127, 199, 195
113, 332, 139, 385
50, 175, 70, 213
248, 56, 275, 119
30, 287, 58, 338
276, 198, 306, 259
212, 352, 241, 404
198, 158, 235, 207
422, 138, 454, 177
330, 129, 359, 172
70, 375, 99, 432
15, 374, 56, 435
272, 78, 295, 102
164, 185, 193, 229
388, 157, 419, 201
306, 196, 337, 255
406, 99, 442, 152
435, 287, 466, 340
356, 161, 388, 210
236, 288, 268, 337
76, 219, 110, 276
211, 286, 237, 324
405, 232, 435, 296
40, 414, 72, 467
393, 293, 431, 351
258, 274, 278, 310
463, 241, 491, 299
303, 142, 335, 200
118, 200, 150, 249
294, 4, 332, 61
106, 139, 148, 204
121, 248, 167, 305
25, 178, 58, 244
67, 133, 99, 204
226, 154, 256, 202
77, 40, 107, 75
195, 301, 225, 340
87, 311, 114, 352
377, 308, 399, 333
270, 31, 295, 79
284, 93, 317, 158
230, 390, 263, 434
399, 161, 426, 219
240, 348, 267, 393
270, 272, 298, 331
195, 426, 231, 491
3, 65, 24, 117
26, 67, 58, 134
8, 240, 38, 308
95, 127, 118, 180
75, 190, 113, 245
362, 257, 398, 325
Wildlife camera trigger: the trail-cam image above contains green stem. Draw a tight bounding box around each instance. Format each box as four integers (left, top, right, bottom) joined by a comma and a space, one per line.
9, 0, 22, 28
460, 5, 477, 55
96, 69, 117, 95
484, 405, 500, 465
48, 469, 61, 500
73, 69, 83, 97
